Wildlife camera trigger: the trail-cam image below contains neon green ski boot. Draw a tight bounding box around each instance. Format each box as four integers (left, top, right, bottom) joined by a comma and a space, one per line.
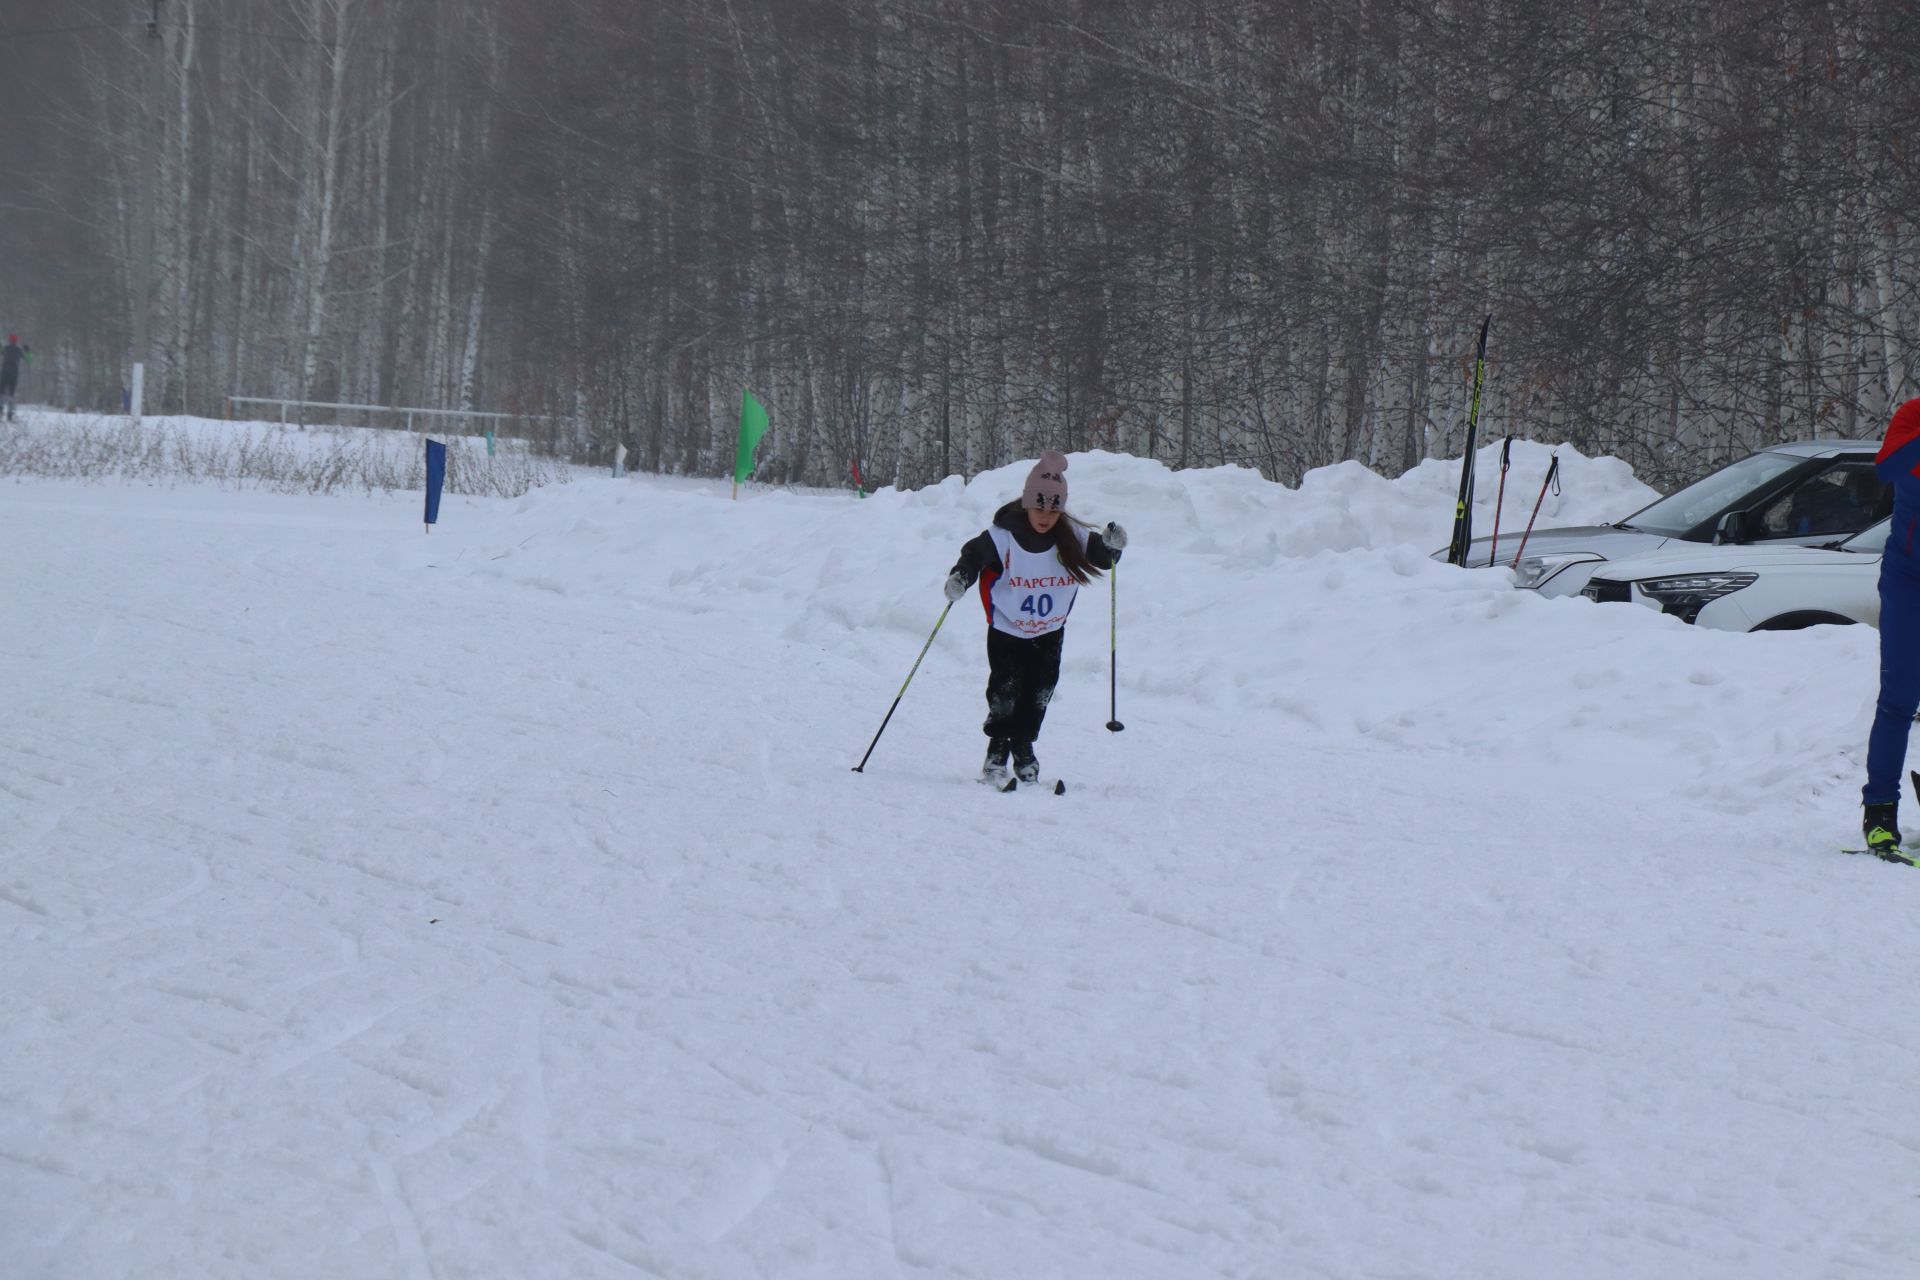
1864, 803, 1905, 861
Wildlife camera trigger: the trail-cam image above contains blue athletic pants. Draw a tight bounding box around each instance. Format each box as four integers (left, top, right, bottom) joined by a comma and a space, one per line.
1865, 557, 1920, 805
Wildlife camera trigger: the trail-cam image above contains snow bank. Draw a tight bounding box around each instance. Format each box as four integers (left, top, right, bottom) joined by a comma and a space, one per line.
457, 443, 1859, 810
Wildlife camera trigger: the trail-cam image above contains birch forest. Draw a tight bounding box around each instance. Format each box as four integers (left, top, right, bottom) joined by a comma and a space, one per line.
6, 0, 1920, 490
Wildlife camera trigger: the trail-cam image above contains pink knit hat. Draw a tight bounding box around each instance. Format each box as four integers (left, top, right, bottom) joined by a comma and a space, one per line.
1022, 450, 1069, 511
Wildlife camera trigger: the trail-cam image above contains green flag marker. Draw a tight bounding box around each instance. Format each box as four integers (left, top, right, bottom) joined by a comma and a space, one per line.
734, 389, 769, 498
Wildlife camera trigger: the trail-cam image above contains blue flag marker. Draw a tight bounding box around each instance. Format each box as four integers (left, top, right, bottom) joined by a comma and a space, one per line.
424, 439, 447, 530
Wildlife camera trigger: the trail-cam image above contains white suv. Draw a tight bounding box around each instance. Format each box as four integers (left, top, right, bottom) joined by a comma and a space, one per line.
1579, 519, 1888, 631
1444, 440, 1889, 596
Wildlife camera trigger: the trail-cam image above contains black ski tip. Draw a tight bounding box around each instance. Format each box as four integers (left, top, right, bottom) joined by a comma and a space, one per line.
1105, 720, 1125, 733
1909, 769, 1920, 806
1053, 779, 1066, 795
999, 777, 1018, 793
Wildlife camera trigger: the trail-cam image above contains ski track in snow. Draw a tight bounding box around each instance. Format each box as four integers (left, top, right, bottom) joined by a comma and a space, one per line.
5, 438, 1920, 1278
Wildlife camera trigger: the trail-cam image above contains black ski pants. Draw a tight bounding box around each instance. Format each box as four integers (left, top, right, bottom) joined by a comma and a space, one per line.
983, 626, 1064, 745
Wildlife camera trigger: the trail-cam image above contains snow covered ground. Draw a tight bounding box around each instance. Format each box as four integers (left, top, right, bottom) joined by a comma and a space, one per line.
6, 416, 1920, 1278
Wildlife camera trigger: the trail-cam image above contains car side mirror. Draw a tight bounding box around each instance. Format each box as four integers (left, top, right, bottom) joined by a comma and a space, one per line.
1713, 510, 1752, 546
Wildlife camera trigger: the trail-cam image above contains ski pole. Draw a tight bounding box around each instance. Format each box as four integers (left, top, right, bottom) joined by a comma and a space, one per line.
1486, 435, 1513, 568
1106, 565, 1124, 732
1062, 512, 1125, 730
1509, 453, 1561, 569
852, 599, 955, 773
1058, 512, 1125, 729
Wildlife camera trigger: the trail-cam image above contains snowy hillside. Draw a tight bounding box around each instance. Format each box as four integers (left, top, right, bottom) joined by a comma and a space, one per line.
6, 420, 1918, 1279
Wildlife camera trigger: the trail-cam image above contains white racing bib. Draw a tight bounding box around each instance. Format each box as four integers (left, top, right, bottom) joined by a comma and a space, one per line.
982, 525, 1084, 637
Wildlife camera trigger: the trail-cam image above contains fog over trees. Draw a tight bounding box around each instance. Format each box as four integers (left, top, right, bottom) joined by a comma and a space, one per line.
6, 0, 1920, 489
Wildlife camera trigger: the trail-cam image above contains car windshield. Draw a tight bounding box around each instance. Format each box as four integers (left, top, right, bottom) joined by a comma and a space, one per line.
1617, 451, 1804, 537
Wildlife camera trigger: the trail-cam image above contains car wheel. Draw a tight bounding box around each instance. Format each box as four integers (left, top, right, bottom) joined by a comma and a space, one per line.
1749, 611, 1859, 631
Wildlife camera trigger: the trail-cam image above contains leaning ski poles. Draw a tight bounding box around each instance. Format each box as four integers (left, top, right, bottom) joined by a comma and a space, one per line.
1509, 453, 1561, 569
1445, 315, 1494, 566
1486, 435, 1513, 568
852, 600, 955, 773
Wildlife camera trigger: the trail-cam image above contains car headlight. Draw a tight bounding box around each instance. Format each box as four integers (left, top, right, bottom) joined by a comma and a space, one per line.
1635, 572, 1757, 624
1514, 553, 1603, 590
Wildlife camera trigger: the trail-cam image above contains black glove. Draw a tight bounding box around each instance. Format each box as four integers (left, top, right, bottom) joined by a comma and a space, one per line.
1102, 521, 1128, 551
943, 569, 968, 602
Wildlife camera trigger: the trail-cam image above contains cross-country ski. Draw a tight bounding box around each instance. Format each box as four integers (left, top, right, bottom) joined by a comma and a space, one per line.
992, 776, 1068, 795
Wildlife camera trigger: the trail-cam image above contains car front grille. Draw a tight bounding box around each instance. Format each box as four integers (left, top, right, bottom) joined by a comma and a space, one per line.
1581, 579, 1632, 604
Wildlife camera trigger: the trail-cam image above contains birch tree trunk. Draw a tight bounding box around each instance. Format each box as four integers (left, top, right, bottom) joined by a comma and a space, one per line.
295, 0, 356, 398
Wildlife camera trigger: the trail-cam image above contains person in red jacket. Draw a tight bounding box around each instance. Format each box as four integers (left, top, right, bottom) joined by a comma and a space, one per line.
1863, 397, 1920, 856
943, 451, 1126, 785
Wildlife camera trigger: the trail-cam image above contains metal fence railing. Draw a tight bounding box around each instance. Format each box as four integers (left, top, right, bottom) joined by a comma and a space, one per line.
226, 396, 572, 438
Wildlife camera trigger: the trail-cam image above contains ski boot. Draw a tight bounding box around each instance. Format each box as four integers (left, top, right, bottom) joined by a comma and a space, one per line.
1864, 802, 1904, 860
1011, 740, 1039, 784
981, 737, 1012, 785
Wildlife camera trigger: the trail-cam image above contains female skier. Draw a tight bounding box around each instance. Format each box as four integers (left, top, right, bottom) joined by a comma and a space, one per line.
943, 450, 1127, 784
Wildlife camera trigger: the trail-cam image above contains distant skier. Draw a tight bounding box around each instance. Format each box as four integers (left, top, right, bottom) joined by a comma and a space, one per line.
0, 334, 28, 421
943, 450, 1127, 786
1863, 397, 1920, 856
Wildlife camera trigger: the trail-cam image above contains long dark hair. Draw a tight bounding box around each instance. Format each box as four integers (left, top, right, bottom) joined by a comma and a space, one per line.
995, 500, 1102, 585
